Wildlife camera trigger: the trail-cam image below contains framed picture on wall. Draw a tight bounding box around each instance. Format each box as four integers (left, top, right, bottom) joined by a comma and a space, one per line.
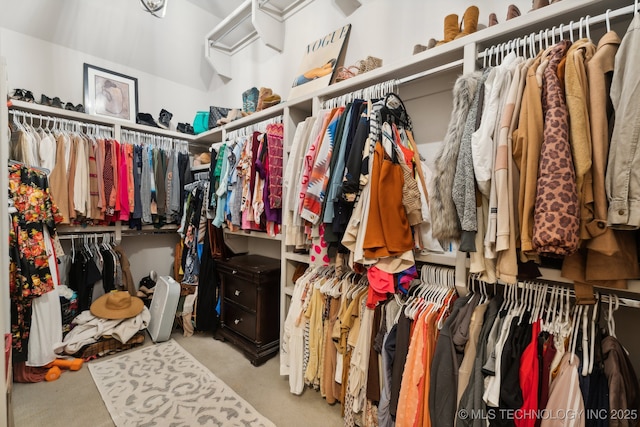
83, 63, 138, 122
288, 24, 351, 100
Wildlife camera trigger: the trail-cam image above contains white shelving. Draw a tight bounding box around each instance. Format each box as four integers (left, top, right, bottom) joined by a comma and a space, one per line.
284, 252, 310, 263
204, 0, 308, 79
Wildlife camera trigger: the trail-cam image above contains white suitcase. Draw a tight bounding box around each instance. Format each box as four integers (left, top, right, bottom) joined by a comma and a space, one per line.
147, 276, 181, 342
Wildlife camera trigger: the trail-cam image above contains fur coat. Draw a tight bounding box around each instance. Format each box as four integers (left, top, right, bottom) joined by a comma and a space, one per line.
430, 71, 484, 243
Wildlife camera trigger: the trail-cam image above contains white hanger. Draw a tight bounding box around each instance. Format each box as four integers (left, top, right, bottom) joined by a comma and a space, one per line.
580, 304, 590, 376
569, 20, 575, 43
543, 286, 557, 331
607, 294, 619, 338
588, 294, 599, 375
568, 304, 582, 363
585, 15, 591, 40
544, 29, 550, 49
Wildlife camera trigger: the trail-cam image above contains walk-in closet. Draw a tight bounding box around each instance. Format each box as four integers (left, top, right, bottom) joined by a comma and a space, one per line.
1, 0, 640, 426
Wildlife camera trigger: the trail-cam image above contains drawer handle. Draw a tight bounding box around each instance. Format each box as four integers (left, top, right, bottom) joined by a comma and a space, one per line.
232, 269, 238, 275
234, 289, 242, 296
234, 318, 243, 325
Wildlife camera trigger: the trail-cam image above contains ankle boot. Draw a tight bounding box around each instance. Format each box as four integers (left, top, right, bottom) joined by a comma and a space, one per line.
257, 87, 272, 112
507, 4, 521, 20
455, 6, 480, 40
489, 12, 498, 27
531, 0, 549, 10
436, 14, 459, 46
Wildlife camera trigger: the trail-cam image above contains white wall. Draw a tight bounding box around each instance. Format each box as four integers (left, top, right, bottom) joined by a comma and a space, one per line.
0, 28, 214, 127
0, 0, 535, 122
208, 0, 533, 106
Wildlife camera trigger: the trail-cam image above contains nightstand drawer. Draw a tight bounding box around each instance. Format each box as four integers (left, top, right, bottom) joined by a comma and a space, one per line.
223, 302, 257, 341
222, 275, 257, 312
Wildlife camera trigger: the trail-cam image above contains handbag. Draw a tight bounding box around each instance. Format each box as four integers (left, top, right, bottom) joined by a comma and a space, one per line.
208, 106, 230, 129
192, 111, 210, 134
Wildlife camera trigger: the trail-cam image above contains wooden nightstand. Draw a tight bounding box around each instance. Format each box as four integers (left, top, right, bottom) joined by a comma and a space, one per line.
216, 255, 281, 366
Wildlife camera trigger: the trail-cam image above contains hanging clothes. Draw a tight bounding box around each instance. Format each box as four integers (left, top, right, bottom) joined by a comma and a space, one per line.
8, 163, 63, 362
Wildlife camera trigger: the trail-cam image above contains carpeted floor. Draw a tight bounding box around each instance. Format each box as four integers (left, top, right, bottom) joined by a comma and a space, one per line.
89, 339, 275, 427
11, 331, 343, 427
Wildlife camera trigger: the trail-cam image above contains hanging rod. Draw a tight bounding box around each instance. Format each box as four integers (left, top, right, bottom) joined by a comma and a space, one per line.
121, 129, 190, 152
225, 114, 283, 141
57, 232, 115, 240
397, 58, 465, 86
8, 159, 50, 175
321, 78, 399, 109
9, 109, 114, 135
489, 278, 640, 309
478, 2, 638, 65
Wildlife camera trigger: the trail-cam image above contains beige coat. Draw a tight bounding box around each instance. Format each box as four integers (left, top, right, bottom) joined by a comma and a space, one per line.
562, 31, 638, 294
513, 54, 543, 263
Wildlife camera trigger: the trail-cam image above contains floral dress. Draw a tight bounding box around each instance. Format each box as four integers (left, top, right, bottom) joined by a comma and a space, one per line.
9, 164, 63, 361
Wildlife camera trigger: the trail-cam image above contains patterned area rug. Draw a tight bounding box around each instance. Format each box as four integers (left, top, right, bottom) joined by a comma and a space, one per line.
88, 339, 275, 427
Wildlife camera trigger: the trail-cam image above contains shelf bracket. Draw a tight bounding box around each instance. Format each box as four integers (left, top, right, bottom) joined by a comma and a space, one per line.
251, 0, 285, 53
204, 0, 289, 79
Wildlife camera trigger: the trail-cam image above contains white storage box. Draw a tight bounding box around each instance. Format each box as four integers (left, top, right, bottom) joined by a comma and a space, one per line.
147, 276, 180, 342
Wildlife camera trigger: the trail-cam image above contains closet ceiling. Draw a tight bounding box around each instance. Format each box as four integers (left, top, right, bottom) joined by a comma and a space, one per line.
0, 0, 234, 91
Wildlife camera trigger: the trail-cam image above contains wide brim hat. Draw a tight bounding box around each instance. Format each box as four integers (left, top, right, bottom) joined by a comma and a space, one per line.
90, 291, 144, 320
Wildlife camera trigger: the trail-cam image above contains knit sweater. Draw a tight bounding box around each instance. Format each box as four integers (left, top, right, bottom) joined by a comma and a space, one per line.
452, 69, 489, 251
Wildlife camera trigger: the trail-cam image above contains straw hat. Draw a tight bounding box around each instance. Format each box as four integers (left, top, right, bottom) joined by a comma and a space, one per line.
90, 291, 144, 320
193, 152, 211, 166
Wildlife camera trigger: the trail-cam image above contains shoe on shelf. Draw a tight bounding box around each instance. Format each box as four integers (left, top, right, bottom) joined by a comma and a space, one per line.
436, 13, 460, 46
158, 108, 173, 129
454, 6, 480, 40
137, 112, 160, 128
530, 0, 549, 11
39, 94, 53, 106
217, 108, 243, 125
262, 94, 282, 109
335, 65, 360, 82
9, 89, 34, 102
177, 122, 195, 135
65, 102, 76, 111
257, 87, 273, 112
413, 38, 437, 54
507, 4, 521, 20
242, 87, 259, 114
489, 12, 499, 26
75, 104, 85, 113
51, 97, 63, 109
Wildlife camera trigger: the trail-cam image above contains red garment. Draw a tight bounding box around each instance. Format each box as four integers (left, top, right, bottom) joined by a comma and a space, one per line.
103, 140, 115, 219
518, 320, 541, 427
536, 333, 557, 427
118, 143, 130, 221
366, 266, 395, 308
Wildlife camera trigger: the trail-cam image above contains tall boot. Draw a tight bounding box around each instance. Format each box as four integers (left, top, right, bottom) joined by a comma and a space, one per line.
455, 6, 480, 39
436, 14, 460, 46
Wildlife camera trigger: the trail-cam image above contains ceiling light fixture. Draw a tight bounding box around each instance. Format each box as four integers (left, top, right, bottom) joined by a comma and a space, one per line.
140, 0, 168, 18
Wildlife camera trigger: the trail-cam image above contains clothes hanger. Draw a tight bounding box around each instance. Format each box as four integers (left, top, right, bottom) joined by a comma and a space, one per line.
581, 304, 590, 376
542, 286, 557, 331
587, 293, 599, 375
585, 15, 591, 41
569, 20, 575, 43
605, 9, 612, 32
607, 294, 619, 338
568, 304, 583, 363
